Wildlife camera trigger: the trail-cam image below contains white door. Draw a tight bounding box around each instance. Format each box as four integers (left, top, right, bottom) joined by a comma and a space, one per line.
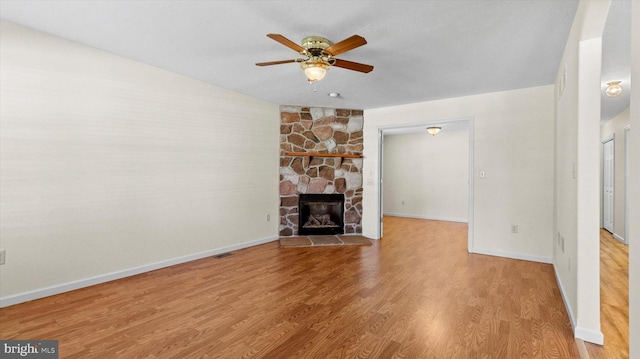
603, 139, 614, 233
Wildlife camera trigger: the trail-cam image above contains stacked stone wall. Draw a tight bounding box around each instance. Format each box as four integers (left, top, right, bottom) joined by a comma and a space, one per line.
279, 106, 363, 236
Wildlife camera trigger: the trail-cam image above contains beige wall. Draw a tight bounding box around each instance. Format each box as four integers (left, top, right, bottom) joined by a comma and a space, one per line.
553, 0, 610, 344
383, 128, 468, 222
363, 85, 555, 263
0, 21, 280, 305
628, 1, 639, 357
600, 108, 630, 241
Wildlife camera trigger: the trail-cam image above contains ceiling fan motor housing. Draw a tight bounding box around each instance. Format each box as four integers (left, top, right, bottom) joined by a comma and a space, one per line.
301, 36, 332, 57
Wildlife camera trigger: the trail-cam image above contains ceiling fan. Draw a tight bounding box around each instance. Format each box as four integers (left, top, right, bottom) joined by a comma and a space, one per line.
256, 34, 374, 82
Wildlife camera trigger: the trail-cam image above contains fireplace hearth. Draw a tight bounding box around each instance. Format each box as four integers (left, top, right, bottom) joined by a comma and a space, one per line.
298, 194, 345, 235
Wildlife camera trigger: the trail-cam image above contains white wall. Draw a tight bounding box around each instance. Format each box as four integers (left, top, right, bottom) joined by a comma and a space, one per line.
553, 0, 610, 344
363, 85, 555, 263
628, 1, 640, 357
600, 108, 630, 241
0, 21, 281, 306
383, 129, 468, 222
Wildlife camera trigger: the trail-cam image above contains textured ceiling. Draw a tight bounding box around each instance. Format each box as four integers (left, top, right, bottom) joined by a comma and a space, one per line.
0, 0, 627, 120
601, 0, 632, 122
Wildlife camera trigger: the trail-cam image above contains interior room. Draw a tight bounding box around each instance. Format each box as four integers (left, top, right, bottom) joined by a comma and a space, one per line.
0, 1, 638, 358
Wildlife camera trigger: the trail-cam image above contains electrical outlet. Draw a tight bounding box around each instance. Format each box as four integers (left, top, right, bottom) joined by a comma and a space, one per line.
0, 249, 5, 265
266, 214, 271, 222
511, 225, 518, 234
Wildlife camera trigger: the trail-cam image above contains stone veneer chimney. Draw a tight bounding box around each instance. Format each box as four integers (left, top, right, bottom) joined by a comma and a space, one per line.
279, 106, 363, 236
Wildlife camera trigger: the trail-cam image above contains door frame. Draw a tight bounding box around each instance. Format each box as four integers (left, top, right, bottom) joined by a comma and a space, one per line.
624, 124, 630, 245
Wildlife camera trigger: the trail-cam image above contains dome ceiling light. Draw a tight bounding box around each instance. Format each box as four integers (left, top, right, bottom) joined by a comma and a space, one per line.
605, 81, 623, 97
427, 126, 441, 136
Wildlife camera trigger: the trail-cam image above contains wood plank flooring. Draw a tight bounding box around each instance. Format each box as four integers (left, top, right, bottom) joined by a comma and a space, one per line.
584, 229, 629, 359
1, 217, 582, 358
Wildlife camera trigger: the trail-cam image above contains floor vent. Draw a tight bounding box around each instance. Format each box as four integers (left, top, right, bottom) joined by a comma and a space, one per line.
214, 252, 233, 259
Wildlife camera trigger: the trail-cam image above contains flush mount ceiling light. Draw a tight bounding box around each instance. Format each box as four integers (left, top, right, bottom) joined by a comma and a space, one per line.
256, 34, 374, 83
605, 81, 623, 97
328, 92, 340, 98
427, 126, 441, 136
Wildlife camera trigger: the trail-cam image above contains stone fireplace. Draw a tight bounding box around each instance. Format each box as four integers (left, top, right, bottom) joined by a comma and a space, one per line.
279, 106, 363, 236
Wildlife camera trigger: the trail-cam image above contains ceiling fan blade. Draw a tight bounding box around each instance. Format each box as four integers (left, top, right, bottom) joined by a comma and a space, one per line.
332, 59, 374, 73
256, 59, 297, 66
266, 34, 305, 53
325, 35, 367, 56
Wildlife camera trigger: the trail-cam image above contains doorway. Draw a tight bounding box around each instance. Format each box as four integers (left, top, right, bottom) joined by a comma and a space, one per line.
376, 118, 474, 250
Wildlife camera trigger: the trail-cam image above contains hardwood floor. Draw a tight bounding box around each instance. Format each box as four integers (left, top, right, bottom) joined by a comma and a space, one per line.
584, 229, 629, 359
1, 217, 582, 358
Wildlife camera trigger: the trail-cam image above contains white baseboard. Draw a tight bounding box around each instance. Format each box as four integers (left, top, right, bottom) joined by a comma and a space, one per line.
552, 263, 604, 345
613, 232, 626, 244
575, 327, 604, 345
470, 247, 552, 264
0, 235, 279, 308
554, 264, 576, 330
383, 212, 468, 223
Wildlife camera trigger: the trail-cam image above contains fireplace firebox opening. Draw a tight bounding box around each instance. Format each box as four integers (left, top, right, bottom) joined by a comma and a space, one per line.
298, 194, 345, 235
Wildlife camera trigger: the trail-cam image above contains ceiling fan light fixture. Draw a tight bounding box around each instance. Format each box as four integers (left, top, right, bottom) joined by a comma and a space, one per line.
427, 126, 441, 136
301, 60, 329, 82
605, 81, 622, 97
